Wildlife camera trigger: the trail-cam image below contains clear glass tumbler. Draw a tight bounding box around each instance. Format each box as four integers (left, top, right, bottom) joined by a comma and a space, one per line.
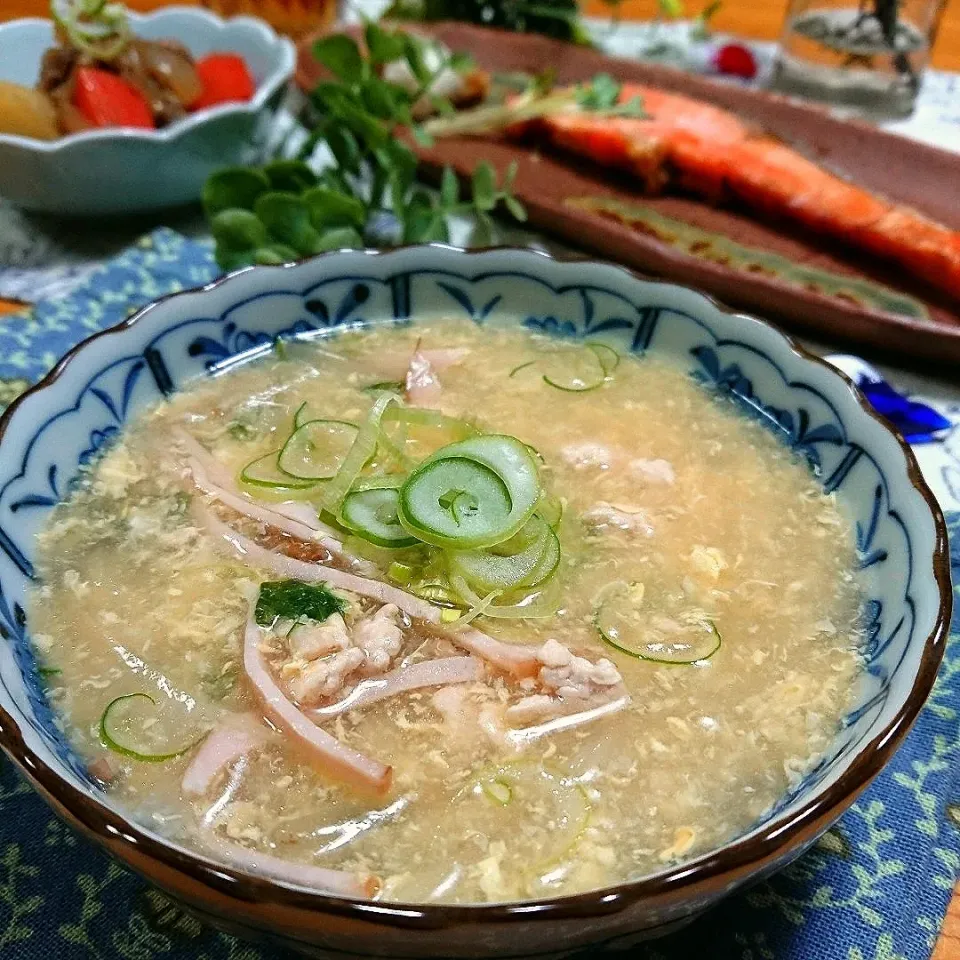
771, 0, 947, 116
199, 0, 341, 38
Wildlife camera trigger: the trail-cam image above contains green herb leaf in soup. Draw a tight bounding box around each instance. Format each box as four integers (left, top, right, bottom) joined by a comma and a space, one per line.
254, 580, 347, 628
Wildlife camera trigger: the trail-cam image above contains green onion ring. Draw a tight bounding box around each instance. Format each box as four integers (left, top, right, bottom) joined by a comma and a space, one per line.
449, 514, 559, 593
339, 486, 419, 548
399, 435, 541, 549
277, 419, 359, 481
316, 393, 399, 514
595, 582, 721, 664
99, 693, 205, 763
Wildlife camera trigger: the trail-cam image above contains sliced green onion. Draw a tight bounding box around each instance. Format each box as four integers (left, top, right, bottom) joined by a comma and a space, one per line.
99, 693, 205, 763
448, 515, 557, 593
467, 764, 591, 871
316, 393, 397, 514
411, 582, 466, 608
240, 449, 317, 492
585, 341, 620, 376
364, 380, 406, 394
340, 487, 419, 548
595, 582, 721, 664
399, 435, 541, 550
520, 523, 561, 587
52, 0, 130, 59
293, 400, 315, 429
457, 589, 503, 626
278, 419, 358, 481
388, 561, 416, 584
482, 776, 513, 805
352, 474, 405, 492
385, 407, 479, 435
377, 421, 417, 471
537, 495, 565, 529
449, 573, 560, 620
541, 346, 606, 393
381, 408, 479, 465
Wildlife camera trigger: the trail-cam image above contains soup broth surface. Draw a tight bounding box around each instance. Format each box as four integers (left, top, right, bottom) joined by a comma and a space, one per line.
29, 320, 863, 903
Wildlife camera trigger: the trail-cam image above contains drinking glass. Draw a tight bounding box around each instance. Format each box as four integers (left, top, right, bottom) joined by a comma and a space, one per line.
771, 0, 947, 116
199, 0, 341, 38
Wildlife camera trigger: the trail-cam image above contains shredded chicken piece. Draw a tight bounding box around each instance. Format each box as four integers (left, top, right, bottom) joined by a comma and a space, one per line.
506, 696, 630, 746
200, 503, 542, 676
505, 639, 627, 730
182, 714, 268, 798
176, 427, 346, 555
536, 639, 624, 697
313, 657, 482, 718
287, 613, 351, 660
560, 441, 616, 471
87, 754, 122, 786
203, 830, 380, 898
281, 605, 410, 706
431, 684, 470, 729
243, 610, 391, 793
561, 443, 675, 487
502, 694, 557, 725
582, 502, 654, 537
406, 348, 444, 407
353, 603, 404, 674
287, 648, 367, 706
628, 457, 675, 485
199, 506, 441, 621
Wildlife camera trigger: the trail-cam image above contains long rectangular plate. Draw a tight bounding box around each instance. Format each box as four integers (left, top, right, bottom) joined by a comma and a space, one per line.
297, 22, 960, 367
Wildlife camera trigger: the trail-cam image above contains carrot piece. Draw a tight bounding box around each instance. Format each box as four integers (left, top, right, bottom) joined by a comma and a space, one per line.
72, 67, 154, 129
190, 54, 255, 111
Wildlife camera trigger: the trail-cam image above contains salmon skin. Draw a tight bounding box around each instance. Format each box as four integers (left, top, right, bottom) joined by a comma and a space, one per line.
517, 83, 960, 301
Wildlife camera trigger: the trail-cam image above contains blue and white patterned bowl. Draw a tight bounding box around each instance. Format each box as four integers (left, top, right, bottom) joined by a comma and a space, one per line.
0, 7, 295, 216
0, 246, 950, 957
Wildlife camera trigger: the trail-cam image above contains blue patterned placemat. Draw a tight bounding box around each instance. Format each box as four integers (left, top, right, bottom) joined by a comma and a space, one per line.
0, 229, 957, 960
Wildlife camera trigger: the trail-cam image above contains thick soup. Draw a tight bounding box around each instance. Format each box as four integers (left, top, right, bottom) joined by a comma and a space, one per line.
28, 321, 863, 903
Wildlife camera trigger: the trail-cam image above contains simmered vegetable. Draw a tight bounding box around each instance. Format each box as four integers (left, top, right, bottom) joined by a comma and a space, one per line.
0, 81, 59, 139
13, 0, 255, 139
191, 53, 255, 110
73, 66, 154, 128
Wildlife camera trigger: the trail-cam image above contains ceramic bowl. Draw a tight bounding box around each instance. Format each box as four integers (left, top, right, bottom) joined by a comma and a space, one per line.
0, 7, 295, 216
0, 246, 950, 958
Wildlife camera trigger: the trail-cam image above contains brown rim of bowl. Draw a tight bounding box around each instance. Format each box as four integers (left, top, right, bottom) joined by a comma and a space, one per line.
0, 244, 951, 929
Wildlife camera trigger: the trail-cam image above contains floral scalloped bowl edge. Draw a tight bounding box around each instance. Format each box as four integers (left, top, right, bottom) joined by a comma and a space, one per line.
0, 245, 950, 957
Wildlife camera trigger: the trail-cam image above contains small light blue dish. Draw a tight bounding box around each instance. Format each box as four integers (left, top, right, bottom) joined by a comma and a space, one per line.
0, 246, 950, 957
0, 7, 296, 216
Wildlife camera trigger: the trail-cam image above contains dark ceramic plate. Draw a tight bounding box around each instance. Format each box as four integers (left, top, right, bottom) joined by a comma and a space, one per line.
297, 23, 960, 368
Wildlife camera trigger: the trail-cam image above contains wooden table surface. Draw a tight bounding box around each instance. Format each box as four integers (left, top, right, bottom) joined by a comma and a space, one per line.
1, 1, 959, 955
